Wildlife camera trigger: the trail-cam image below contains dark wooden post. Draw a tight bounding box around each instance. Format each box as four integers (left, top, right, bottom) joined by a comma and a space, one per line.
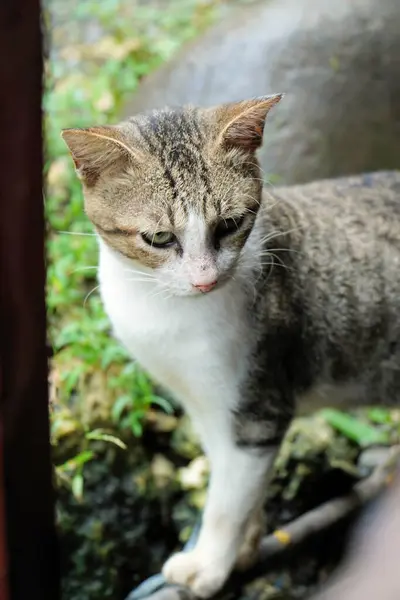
0, 2, 60, 600
0, 425, 8, 600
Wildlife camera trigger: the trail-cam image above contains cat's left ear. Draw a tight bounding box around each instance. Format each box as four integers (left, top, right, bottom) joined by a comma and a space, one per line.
213, 94, 283, 153
61, 125, 143, 186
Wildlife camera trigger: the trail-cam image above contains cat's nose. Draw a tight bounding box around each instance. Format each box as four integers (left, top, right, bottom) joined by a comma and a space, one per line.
193, 280, 218, 293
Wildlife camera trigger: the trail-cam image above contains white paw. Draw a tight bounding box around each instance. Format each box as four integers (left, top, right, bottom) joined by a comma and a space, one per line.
162, 550, 229, 598
236, 509, 265, 571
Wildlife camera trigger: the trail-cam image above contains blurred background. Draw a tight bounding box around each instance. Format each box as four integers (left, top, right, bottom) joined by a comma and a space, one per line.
44, 1, 400, 599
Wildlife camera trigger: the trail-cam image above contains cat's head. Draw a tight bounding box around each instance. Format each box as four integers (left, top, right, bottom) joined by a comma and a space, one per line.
61, 95, 282, 297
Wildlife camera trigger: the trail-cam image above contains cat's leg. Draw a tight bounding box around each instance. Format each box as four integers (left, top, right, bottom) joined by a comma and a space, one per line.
163, 442, 273, 597
162, 403, 290, 598
236, 502, 266, 570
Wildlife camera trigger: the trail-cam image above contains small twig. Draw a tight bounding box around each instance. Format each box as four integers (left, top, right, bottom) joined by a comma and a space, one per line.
259, 445, 400, 561
126, 446, 400, 600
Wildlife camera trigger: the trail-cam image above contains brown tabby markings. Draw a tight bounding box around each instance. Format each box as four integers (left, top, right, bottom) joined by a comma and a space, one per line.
62, 97, 280, 271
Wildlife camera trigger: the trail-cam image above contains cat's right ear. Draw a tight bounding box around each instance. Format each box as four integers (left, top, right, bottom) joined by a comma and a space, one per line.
61, 126, 143, 186
212, 94, 283, 153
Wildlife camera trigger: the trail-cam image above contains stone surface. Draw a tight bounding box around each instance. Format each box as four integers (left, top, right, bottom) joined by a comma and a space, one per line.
124, 0, 400, 185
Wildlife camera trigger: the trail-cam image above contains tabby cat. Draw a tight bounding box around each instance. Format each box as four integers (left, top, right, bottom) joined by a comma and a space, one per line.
62, 95, 400, 598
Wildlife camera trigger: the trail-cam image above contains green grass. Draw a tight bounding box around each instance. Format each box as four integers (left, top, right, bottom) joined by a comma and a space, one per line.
46, 0, 221, 474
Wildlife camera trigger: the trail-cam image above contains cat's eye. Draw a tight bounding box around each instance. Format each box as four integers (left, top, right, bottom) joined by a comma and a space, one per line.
141, 231, 176, 248
215, 216, 245, 239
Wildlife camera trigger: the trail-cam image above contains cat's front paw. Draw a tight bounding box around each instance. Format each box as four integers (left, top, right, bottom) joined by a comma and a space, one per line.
162, 550, 230, 598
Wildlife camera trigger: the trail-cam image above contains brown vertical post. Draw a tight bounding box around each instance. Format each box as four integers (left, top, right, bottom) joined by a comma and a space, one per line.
0, 425, 8, 600
0, 1, 60, 600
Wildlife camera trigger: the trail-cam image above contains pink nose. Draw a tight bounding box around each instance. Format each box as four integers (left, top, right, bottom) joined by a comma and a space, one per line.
193, 280, 218, 293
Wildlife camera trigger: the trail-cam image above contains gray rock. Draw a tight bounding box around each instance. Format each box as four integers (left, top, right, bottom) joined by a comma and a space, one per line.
124, 0, 400, 185
358, 446, 391, 476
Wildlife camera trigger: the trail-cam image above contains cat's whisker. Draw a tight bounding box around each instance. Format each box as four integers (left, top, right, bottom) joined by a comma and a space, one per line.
258, 260, 277, 270
124, 269, 155, 275
264, 256, 275, 285
58, 230, 97, 237
259, 230, 282, 245
242, 257, 275, 289
124, 270, 156, 278
260, 249, 288, 265
244, 207, 258, 216
240, 192, 261, 207
125, 278, 157, 284
125, 277, 156, 283
263, 180, 278, 192
156, 291, 172, 301
261, 254, 293, 272
124, 272, 155, 279
267, 247, 304, 256
123, 267, 150, 273
264, 192, 307, 218
257, 248, 292, 260
261, 197, 280, 213
235, 257, 262, 302
83, 284, 100, 307
260, 224, 305, 246
123, 268, 156, 281
242, 160, 274, 185
149, 285, 171, 301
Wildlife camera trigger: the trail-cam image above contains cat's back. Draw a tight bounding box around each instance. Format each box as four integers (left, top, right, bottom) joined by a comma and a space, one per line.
268, 170, 400, 289
261, 171, 400, 404
274, 170, 400, 222
267, 170, 400, 249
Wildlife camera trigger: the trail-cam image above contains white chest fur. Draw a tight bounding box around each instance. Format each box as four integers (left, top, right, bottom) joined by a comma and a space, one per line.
98, 241, 252, 423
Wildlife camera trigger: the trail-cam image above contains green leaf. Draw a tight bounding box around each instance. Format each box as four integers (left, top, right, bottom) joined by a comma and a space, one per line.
151, 395, 174, 415
72, 472, 84, 501
100, 344, 129, 369
320, 408, 389, 447
86, 429, 127, 450
130, 413, 143, 437
367, 407, 393, 425
57, 450, 95, 472
111, 394, 132, 422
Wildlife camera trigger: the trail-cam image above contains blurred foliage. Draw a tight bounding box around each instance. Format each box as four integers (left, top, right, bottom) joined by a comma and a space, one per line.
56, 431, 183, 600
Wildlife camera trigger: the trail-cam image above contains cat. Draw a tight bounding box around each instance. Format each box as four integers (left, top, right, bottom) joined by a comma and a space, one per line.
61, 95, 400, 599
